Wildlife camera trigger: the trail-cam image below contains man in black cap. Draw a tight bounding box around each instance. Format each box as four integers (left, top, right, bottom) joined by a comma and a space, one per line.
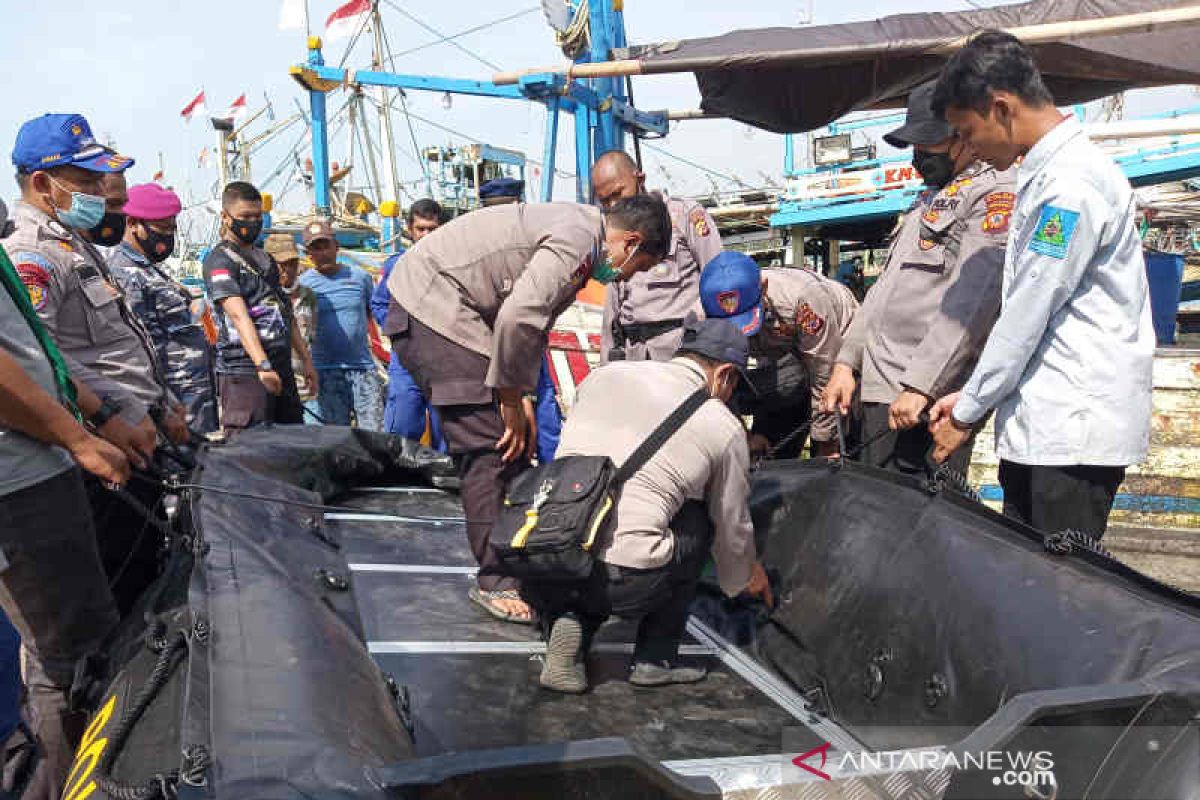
521, 317, 773, 693
821, 81, 1015, 477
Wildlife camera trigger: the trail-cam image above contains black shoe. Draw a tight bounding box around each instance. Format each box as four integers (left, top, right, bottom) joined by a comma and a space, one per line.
628, 661, 708, 687
540, 616, 587, 693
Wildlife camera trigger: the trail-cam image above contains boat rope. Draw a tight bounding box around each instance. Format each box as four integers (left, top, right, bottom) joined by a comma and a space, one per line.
92, 632, 191, 800
555, 0, 591, 60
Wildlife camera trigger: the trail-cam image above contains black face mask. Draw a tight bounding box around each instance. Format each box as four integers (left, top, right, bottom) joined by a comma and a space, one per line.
88, 212, 127, 247
229, 218, 263, 246
912, 148, 956, 189
135, 227, 176, 264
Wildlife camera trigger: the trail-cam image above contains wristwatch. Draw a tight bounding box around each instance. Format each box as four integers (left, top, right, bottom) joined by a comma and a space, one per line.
88, 395, 124, 428
256, 359, 274, 373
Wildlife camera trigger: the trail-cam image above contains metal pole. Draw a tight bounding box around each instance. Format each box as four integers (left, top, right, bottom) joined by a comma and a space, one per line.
216, 128, 230, 193
373, 7, 403, 209
784, 134, 795, 177
574, 107, 592, 203
541, 98, 560, 202
308, 39, 333, 216
587, 0, 615, 157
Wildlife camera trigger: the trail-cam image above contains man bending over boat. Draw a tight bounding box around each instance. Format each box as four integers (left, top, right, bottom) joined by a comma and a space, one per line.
522, 318, 773, 693
928, 31, 1154, 539
384, 196, 670, 624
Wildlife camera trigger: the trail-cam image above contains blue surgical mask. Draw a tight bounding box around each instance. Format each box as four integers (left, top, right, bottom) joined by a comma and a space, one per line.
593, 242, 640, 285
47, 176, 106, 231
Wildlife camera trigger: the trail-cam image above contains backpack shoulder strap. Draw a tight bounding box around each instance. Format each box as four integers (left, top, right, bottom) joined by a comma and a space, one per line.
612, 388, 710, 486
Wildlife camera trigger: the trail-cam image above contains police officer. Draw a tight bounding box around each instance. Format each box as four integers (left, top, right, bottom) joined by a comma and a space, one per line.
6, 113, 189, 613
929, 31, 1154, 539
0, 228, 128, 799
592, 150, 722, 362
700, 252, 859, 458
523, 319, 773, 693
822, 81, 1015, 477
385, 197, 671, 625
110, 183, 218, 433
470, 178, 563, 464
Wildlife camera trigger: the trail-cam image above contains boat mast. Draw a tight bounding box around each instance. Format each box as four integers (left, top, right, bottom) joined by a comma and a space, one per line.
372, 3, 402, 214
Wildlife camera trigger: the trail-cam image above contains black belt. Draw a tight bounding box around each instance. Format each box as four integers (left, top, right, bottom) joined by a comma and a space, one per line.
612, 318, 685, 346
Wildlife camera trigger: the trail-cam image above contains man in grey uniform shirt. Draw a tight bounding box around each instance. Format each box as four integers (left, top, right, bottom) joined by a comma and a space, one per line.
592, 150, 722, 362
823, 81, 1013, 477
523, 319, 773, 693
0, 217, 127, 798
386, 196, 670, 624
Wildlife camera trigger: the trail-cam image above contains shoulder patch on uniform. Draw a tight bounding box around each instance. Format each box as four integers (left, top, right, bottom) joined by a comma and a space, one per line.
14, 252, 53, 311
1029, 204, 1080, 259
795, 302, 825, 337
689, 207, 711, 238
56, 240, 74, 253
918, 237, 938, 251
944, 177, 973, 197
922, 208, 941, 225
571, 250, 594, 282
981, 191, 1015, 234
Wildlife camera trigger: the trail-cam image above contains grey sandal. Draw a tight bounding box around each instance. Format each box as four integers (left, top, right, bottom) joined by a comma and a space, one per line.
468, 587, 536, 625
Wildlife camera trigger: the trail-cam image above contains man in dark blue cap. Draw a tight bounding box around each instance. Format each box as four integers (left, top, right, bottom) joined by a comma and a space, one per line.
700, 251, 859, 459
478, 176, 525, 207
522, 317, 773, 693
821, 80, 1014, 478
5, 113, 190, 616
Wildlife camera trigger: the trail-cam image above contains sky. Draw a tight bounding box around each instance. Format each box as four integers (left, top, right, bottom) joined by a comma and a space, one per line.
2, 0, 1197, 218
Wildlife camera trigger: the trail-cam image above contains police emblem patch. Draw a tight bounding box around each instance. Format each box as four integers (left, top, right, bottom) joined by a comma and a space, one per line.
981, 191, 1015, 234
690, 208, 710, 238
795, 303, 825, 337
15, 254, 52, 312
922, 208, 940, 225
717, 289, 740, 315
1029, 204, 1080, 259
918, 237, 938, 251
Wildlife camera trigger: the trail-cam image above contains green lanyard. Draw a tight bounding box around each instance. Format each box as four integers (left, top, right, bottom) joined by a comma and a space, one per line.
0, 244, 81, 420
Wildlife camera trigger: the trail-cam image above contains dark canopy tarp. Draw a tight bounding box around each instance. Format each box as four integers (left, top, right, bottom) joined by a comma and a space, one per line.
621, 0, 1200, 133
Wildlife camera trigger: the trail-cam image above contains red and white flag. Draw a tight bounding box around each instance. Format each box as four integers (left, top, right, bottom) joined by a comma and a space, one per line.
221, 94, 248, 123
325, 0, 370, 41
180, 91, 206, 122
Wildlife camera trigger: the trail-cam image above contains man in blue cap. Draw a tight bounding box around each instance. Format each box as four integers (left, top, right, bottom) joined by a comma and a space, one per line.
700, 251, 859, 458
5, 113, 190, 616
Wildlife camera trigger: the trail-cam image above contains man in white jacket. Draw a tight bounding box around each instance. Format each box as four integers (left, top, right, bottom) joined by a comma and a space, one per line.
928, 30, 1154, 539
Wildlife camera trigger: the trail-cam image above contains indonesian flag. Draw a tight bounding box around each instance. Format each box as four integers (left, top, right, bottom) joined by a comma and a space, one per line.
180, 91, 206, 121
221, 94, 248, 123
326, 0, 370, 41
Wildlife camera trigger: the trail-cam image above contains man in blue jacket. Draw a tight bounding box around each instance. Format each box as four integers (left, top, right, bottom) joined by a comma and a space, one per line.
371, 199, 446, 449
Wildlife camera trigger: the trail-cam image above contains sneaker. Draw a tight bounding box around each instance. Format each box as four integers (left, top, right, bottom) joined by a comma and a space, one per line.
628, 661, 708, 687
539, 616, 587, 693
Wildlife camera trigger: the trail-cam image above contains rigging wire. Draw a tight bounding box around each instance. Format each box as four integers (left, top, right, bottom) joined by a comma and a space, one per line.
641, 141, 747, 188
379, 20, 433, 195
385, 6, 540, 66
380, 0, 502, 71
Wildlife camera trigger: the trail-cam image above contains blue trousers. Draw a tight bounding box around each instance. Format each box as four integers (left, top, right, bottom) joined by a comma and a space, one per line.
384, 354, 446, 452
307, 368, 386, 431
